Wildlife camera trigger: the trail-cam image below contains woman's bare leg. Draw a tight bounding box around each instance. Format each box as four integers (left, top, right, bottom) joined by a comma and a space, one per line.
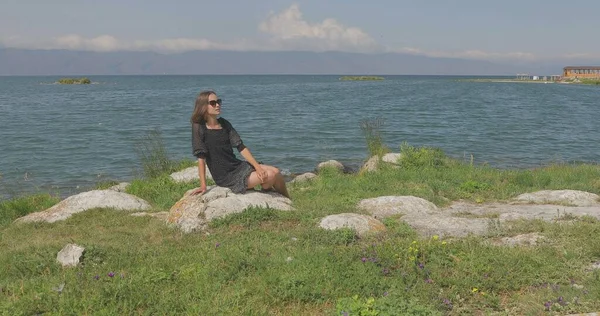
260, 164, 290, 198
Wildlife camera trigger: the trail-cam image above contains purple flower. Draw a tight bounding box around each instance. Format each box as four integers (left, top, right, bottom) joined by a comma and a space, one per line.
94, 275, 100, 280
544, 301, 552, 311
425, 278, 433, 284
382, 268, 390, 275
418, 263, 424, 269
557, 296, 566, 306
215, 242, 221, 248
383, 291, 389, 297
361, 257, 367, 263
108, 272, 115, 278
342, 312, 349, 316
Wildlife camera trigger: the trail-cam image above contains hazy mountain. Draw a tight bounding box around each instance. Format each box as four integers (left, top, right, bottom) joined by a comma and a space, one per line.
0, 48, 568, 76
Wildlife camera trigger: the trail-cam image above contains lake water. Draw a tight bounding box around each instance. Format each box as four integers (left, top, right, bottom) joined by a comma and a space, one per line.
1, 75, 598, 198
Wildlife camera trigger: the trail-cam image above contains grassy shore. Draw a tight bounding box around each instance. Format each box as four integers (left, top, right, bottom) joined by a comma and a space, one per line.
56, 77, 92, 84
1, 142, 600, 314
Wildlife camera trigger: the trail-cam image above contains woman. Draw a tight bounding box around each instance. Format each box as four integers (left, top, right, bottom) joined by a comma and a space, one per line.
190, 90, 290, 198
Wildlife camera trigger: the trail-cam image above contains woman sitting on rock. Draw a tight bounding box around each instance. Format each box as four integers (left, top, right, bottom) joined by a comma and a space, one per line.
190, 90, 290, 198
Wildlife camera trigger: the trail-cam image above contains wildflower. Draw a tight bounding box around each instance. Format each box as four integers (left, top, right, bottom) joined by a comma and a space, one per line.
412, 241, 417, 245
361, 257, 367, 263
544, 301, 552, 311
425, 278, 433, 284
418, 263, 424, 269
108, 272, 115, 278
215, 242, 221, 248
432, 235, 439, 241
94, 275, 100, 280
342, 312, 349, 316
557, 296, 566, 306
382, 268, 390, 275
472, 287, 478, 293
383, 291, 389, 297
441, 241, 447, 245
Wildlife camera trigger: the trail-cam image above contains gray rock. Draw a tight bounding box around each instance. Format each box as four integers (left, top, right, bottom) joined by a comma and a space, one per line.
170, 166, 213, 183
107, 182, 130, 192
316, 160, 344, 173
290, 172, 317, 184
382, 153, 402, 164
167, 186, 293, 233
15, 190, 152, 223
56, 244, 85, 267
319, 213, 386, 237
492, 233, 545, 247
361, 156, 379, 173
357, 196, 439, 219
513, 190, 600, 207
357, 196, 491, 237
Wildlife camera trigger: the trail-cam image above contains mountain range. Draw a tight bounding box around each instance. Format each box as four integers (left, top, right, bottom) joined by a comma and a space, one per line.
0, 48, 585, 76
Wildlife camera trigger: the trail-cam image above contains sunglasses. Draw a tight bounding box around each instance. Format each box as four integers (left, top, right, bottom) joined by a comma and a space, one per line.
208, 99, 222, 107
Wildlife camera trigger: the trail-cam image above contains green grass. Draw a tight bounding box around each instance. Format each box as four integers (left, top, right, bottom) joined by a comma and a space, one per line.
2, 144, 600, 314
579, 79, 600, 85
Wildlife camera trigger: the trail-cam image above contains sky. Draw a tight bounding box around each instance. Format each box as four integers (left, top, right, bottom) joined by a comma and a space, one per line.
1, 0, 599, 62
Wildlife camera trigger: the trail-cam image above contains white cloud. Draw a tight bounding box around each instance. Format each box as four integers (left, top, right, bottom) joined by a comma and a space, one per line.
258, 4, 380, 52
0, 4, 595, 62
0, 4, 380, 53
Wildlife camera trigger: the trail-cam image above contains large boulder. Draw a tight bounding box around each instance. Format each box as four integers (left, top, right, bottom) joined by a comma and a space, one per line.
170, 166, 213, 183
15, 190, 152, 223
358, 196, 488, 237
357, 196, 438, 219
167, 186, 293, 233
513, 190, 600, 207
358, 191, 600, 237
319, 213, 386, 237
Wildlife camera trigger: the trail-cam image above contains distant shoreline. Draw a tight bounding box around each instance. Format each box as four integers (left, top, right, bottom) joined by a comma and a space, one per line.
460, 78, 600, 85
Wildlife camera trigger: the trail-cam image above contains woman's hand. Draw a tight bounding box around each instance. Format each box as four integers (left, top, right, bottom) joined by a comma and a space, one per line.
192, 184, 207, 196
255, 166, 268, 183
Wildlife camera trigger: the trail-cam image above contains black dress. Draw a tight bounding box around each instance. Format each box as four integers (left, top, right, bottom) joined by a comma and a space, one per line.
192, 118, 255, 193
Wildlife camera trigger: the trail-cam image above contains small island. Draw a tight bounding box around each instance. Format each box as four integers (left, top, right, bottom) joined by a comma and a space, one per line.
339, 76, 385, 81
56, 77, 92, 85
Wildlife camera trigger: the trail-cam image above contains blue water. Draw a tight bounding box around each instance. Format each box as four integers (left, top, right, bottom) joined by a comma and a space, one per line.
1, 75, 599, 198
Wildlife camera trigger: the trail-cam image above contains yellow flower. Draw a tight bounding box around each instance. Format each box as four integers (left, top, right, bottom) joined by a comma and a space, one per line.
472, 287, 478, 293
432, 235, 439, 241
412, 241, 417, 244
441, 241, 447, 245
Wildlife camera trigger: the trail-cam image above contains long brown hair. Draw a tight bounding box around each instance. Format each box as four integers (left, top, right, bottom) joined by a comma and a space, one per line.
190, 90, 216, 123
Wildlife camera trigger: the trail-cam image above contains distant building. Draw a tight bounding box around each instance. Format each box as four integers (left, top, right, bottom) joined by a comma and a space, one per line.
563, 66, 600, 79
